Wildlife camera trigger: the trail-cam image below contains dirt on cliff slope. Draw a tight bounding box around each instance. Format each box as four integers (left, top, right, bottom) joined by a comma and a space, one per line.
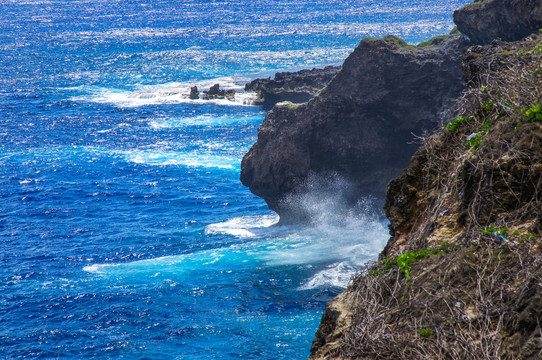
309, 34, 542, 360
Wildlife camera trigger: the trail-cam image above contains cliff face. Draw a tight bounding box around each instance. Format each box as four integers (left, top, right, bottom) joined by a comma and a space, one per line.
241, 34, 469, 222
309, 31, 542, 360
454, 0, 542, 45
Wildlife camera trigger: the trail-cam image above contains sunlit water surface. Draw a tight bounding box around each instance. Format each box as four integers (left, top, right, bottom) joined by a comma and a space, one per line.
0, 0, 470, 358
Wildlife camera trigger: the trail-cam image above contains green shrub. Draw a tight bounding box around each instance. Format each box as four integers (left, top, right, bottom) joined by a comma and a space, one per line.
419, 329, 433, 337
446, 116, 474, 131
523, 103, 542, 121
483, 226, 508, 236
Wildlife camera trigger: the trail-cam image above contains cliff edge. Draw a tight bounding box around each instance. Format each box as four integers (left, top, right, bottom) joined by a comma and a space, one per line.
245, 66, 341, 109
241, 34, 469, 222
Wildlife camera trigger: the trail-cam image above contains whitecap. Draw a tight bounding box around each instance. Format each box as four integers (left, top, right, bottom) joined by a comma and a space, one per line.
70, 77, 258, 108
111, 148, 238, 169
205, 214, 280, 238
298, 262, 358, 290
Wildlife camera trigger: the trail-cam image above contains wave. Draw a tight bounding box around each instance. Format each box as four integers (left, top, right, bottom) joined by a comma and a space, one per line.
205, 214, 280, 238
149, 113, 263, 129
298, 262, 359, 290
111, 148, 238, 169
5, 145, 241, 170
69, 77, 258, 108
205, 206, 389, 289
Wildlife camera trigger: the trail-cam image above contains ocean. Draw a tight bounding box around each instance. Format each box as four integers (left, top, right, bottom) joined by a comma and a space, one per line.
0, 0, 469, 358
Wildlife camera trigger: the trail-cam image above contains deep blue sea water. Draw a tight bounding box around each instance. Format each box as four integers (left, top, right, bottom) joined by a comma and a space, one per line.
1, 1, 470, 358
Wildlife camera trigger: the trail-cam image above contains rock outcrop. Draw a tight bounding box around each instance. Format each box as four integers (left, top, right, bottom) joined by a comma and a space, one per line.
202, 83, 236, 101
189, 86, 200, 100
454, 0, 542, 44
245, 66, 341, 109
241, 34, 469, 222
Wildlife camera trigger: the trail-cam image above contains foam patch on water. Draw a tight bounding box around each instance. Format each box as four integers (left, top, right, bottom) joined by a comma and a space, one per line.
149, 113, 263, 129
70, 77, 258, 108
111, 148, 238, 169
298, 262, 358, 290
206, 194, 389, 290
205, 214, 280, 238
83, 246, 256, 285
8, 145, 240, 170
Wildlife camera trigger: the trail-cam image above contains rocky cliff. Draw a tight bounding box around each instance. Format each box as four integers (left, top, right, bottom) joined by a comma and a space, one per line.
241, 34, 470, 222
309, 31, 542, 360
454, 0, 542, 45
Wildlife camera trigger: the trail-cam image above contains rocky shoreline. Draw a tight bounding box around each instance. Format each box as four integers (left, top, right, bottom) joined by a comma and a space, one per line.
240, 32, 470, 223
183, 65, 341, 109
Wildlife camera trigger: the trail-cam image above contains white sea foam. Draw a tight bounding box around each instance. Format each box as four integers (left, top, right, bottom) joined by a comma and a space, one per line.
82, 248, 253, 284
70, 77, 258, 108
205, 214, 280, 238
86, 206, 386, 289
111, 148, 237, 169
298, 262, 358, 290
149, 113, 262, 129
206, 183, 389, 289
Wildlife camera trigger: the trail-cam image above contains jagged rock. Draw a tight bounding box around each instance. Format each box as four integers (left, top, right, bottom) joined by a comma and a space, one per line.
202, 84, 236, 101
310, 290, 354, 358
241, 34, 470, 222
207, 84, 221, 95
245, 66, 341, 109
189, 86, 199, 100
454, 0, 542, 45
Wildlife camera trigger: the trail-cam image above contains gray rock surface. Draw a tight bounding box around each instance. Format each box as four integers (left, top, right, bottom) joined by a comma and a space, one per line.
454, 0, 542, 44
245, 66, 341, 109
189, 86, 199, 100
241, 34, 471, 222
202, 84, 236, 101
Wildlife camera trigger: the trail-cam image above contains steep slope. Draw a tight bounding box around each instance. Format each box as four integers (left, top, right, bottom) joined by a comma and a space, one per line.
241, 34, 469, 222
309, 33, 542, 360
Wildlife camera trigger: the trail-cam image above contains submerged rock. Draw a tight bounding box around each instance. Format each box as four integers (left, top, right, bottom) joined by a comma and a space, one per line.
454, 0, 542, 45
241, 33, 469, 222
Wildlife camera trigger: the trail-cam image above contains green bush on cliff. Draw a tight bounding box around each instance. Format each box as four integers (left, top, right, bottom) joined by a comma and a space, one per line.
515, 103, 542, 130
418, 329, 433, 337
446, 116, 474, 131
378, 243, 457, 280
518, 43, 542, 55
523, 103, 542, 121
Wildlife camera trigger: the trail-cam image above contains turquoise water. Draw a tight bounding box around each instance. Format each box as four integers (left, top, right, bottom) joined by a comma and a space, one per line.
0, 0, 469, 358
